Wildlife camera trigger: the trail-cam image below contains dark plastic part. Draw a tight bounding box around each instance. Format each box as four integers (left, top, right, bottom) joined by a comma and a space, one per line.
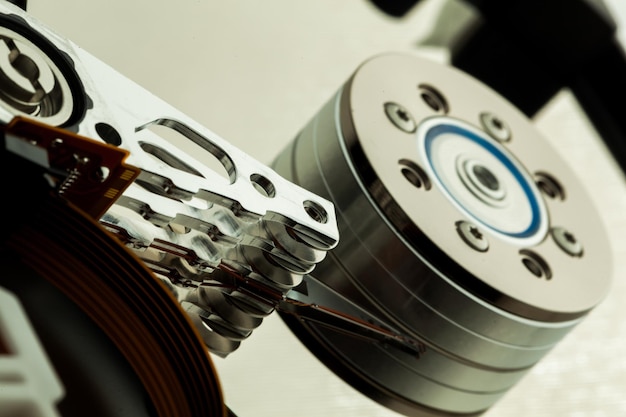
451, 22, 563, 117
569, 39, 626, 175
368, 0, 422, 17
451, 0, 617, 115
5, 0, 26, 11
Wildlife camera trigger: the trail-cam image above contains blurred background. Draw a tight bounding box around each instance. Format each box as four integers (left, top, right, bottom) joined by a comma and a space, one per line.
24, 1, 626, 416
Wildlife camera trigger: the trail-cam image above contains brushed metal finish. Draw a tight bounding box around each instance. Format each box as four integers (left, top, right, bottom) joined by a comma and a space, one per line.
273, 53, 612, 415
0, 3, 339, 357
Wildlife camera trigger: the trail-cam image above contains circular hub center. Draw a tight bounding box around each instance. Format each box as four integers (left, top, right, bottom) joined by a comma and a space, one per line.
457, 158, 507, 205
417, 117, 548, 246
473, 165, 499, 191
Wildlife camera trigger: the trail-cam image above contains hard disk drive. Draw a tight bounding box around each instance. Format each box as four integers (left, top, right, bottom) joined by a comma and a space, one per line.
1, 1, 624, 416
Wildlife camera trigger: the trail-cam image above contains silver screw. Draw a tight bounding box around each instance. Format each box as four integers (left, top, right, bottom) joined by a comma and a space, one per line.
456, 221, 489, 252
384, 102, 416, 133
480, 112, 511, 143
552, 227, 583, 257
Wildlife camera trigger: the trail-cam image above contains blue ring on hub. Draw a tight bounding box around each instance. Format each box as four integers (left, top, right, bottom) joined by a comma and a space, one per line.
423, 123, 541, 238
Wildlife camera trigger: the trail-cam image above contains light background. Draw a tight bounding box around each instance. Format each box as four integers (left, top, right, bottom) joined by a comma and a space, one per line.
25, 1, 626, 416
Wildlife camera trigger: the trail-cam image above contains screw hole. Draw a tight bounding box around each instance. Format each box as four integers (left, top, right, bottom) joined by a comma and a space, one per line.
522, 258, 543, 278
95, 122, 122, 146
250, 173, 276, 198
418, 84, 449, 114
399, 159, 431, 190
535, 171, 565, 200
520, 249, 552, 280
303, 200, 328, 224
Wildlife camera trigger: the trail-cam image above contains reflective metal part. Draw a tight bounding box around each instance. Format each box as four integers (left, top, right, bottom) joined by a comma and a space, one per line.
0, 3, 614, 415
417, 116, 549, 247
0, 26, 74, 126
384, 102, 416, 133
0, 3, 338, 356
551, 226, 584, 257
480, 112, 511, 143
273, 53, 612, 415
456, 220, 489, 252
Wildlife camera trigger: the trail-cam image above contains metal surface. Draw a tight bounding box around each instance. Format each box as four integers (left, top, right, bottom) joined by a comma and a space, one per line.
273, 53, 612, 415
384, 102, 417, 133
0, 2, 338, 357
551, 226, 584, 258
0, 25, 77, 126
4, 1, 625, 416
456, 220, 489, 252
1, 139, 227, 417
479, 112, 511, 143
